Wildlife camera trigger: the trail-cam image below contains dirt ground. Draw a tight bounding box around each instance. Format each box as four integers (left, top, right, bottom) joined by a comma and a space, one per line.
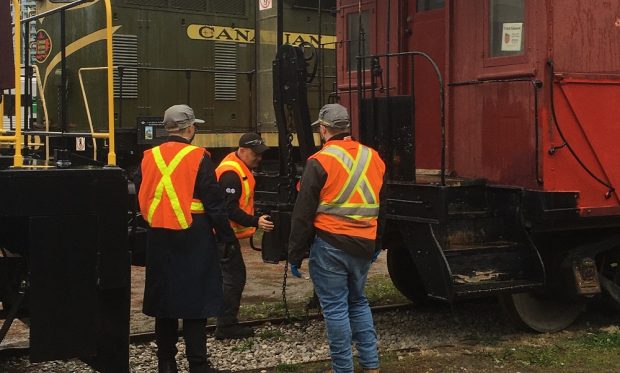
129, 239, 389, 333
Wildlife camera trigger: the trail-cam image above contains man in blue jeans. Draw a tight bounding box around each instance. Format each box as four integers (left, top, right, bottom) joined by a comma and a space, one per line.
288, 104, 385, 373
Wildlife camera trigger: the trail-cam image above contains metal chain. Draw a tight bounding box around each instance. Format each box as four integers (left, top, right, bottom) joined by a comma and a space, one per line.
282, 259, 290, 320
281, 104, 296, 321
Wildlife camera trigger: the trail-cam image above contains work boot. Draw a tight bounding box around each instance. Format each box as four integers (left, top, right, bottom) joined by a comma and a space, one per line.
214, 324, 254, 340
158, 359, 178, 373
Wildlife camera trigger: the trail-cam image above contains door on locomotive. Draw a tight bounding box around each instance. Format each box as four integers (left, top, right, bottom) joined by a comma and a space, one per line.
335, 0, 620, 333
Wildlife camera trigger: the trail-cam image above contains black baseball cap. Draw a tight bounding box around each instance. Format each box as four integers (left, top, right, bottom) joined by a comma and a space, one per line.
239, 133, 269, 154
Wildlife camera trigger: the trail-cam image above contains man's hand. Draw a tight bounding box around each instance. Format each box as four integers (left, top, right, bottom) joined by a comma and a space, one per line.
290, 263, 302, 278
258, 215, 275, 232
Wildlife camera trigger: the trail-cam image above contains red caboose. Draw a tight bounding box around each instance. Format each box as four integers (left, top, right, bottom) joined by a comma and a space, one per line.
334, 0, 620, 331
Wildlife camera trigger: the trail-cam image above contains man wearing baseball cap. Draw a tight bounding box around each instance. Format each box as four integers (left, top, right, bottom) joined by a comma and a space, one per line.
214, 132, 274, 339
135, 104, 234, 372
289, 103, 385, 373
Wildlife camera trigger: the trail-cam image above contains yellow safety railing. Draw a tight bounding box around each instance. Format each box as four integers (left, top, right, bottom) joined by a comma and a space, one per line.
32, 65, 51, 163
3, 0, 116, 167
3, 0, 24, 166
104, 0, 116, 166
78, 66, 106, 161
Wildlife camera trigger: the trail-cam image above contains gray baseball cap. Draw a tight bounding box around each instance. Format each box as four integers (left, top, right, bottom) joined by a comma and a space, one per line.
163, 104, 205, 131
311, 103, 351, 129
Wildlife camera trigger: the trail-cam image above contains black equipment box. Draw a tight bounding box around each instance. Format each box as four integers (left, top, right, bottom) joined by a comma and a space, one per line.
0, 167, 130, 372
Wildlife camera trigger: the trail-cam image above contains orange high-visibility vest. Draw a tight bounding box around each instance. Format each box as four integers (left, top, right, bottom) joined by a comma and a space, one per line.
138, 141, 206, 230
216, 152, 257, 239
309, 137, 385, 240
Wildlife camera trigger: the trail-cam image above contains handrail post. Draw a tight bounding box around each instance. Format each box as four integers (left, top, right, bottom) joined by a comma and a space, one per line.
104, 0, 116, 166
12, 0, 23, 167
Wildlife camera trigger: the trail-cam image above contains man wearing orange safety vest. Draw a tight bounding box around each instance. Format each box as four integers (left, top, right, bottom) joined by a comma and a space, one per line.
135, 104, 235, 373
214, 133, 274, 339
288, 104, 385, 373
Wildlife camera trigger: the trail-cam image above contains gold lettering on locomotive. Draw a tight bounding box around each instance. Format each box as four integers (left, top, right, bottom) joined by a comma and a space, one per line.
198, 26, 215, 39
187, 24, 336, 49
216, 28, 234, 41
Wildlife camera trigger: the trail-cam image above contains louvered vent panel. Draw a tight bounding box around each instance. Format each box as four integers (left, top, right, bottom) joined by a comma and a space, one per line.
214, 42, 237, 101
210, 0, 246, 15
169, 0, 207, 11
126, 0, 166, 7
113, 34, 138, 99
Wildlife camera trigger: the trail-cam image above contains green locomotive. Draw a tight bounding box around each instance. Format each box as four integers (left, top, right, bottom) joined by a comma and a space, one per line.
33, 0, 335, 166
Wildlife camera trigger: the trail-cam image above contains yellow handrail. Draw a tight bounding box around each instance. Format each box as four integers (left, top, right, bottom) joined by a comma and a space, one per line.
78, 66, 105, 161
12, 0, 23, 167
4, 0, 115, 167
32, 65, 50, 163
104, 0, 115, 166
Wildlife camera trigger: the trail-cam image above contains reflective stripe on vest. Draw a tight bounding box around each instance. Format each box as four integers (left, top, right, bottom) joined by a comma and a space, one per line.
216, 152, 257, 239
316, 144, 379, 219
146, 145, 199, 229
190, 199, 205, 214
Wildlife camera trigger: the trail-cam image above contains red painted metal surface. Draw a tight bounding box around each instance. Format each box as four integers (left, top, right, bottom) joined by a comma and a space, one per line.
335, 0, 620, 210
545, 76, 620, 208
336, 0, 445, 168
0, 0, 15, 89
407, 2, 445, 169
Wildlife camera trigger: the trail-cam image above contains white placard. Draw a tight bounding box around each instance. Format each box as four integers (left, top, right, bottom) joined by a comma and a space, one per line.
501, 23, 523, 52
259, 0, 272, 11
76, 137, 86, 151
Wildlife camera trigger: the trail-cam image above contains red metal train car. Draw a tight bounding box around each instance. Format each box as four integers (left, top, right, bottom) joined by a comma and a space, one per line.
333, 0, 620, 331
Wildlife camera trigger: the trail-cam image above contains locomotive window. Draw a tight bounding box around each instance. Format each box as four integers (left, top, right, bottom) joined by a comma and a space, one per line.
417, 0, 445, 12
347, 11, 370, 71
489, 0, 525, 57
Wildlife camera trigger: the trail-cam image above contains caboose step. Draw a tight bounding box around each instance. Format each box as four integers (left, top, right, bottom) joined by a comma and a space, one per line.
443, 241, 543, 297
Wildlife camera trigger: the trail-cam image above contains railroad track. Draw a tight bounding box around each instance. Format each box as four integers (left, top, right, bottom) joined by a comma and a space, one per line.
0, 302, 413, 360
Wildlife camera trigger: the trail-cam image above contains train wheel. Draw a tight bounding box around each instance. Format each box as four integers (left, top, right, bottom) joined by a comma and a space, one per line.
499, 292, 584, 333
597, 249, 620, 309
386, 246, 427, 304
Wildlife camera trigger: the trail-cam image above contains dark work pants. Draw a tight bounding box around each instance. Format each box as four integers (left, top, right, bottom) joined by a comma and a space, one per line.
155, 318, 208, 371
217, 242, 247, 327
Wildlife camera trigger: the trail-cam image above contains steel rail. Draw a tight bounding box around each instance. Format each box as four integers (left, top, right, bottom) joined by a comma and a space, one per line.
0, 302, 413, 359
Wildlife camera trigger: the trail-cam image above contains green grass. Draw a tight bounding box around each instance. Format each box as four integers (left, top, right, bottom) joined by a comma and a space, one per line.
365, 274, 409, 306
231, 338, 255, 352
493, 331, 620, 369
274, 363, 303, 372
256, 329, 285, 339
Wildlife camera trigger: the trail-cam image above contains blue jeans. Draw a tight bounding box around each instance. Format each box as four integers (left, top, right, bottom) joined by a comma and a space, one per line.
309, 236, 379, 373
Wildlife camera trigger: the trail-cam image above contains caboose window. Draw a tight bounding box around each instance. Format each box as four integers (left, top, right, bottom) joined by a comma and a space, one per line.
417, 0, 445, 12
489, 0, 525, 57
347, 11, 370, 71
